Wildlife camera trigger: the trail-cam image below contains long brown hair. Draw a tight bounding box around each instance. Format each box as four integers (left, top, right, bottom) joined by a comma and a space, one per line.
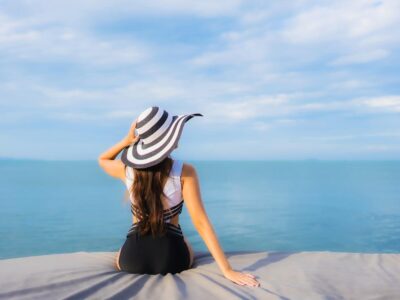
124, 156, 174, 237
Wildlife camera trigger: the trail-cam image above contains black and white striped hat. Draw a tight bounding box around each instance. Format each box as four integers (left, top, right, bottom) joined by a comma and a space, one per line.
121, 106, 203, 169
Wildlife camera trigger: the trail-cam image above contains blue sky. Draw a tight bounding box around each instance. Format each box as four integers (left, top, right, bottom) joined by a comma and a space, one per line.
1, 0, 399, 160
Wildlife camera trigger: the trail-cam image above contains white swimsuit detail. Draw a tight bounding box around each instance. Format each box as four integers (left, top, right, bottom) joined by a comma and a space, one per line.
124, 159, 184, 223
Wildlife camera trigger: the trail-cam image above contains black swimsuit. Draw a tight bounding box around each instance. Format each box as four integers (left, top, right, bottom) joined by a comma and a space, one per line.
118, 199, 191, 275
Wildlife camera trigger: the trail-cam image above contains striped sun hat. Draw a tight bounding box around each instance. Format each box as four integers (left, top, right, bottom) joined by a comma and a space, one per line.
120, 106, 203, 169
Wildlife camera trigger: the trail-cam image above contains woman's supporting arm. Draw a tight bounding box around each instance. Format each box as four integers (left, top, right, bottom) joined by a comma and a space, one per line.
182, 163, 260, 287
182, 163, 232, 274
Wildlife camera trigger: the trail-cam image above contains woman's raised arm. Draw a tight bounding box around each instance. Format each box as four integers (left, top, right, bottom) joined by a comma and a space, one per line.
98, 119, 140, 181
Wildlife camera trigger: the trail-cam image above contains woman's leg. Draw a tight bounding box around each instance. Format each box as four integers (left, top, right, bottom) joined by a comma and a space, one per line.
115, 248, 122, 271
183, 236, 194, 268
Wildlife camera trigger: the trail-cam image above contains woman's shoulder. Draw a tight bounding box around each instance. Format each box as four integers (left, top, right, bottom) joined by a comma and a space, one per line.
181, 162, 196, 178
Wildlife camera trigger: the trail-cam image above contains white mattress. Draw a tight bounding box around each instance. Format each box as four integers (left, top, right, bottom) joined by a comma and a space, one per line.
0, 250, 399, 299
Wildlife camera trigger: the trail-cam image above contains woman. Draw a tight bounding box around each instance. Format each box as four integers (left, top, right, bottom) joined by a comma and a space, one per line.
98, 106, 260, 287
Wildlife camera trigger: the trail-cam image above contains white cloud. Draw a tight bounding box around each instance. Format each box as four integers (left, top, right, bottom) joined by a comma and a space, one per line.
0, 14, 40, 44
0, 13, 150, 66
301, 131, 400, 141
1, 0, 244, 24
276, 118, 298, 124
329, 49, 389, 65
47, 110, 141, 122
326, 79, 367, 90
131, 0, 243, 17
251, 117, 300, 132
204, 94, 293, 122
195, 93, 400, 124
281, 0, 400, 44
252, 121, 271, 131
189, 32, 276, 67
189, 0, 400, 70
359, 95, 400, 112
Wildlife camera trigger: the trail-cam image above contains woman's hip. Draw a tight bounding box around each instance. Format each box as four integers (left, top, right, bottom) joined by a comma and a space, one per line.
119, 224, 191, 275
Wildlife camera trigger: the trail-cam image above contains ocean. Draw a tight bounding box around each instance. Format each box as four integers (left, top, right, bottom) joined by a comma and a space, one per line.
0, 159, 399, 259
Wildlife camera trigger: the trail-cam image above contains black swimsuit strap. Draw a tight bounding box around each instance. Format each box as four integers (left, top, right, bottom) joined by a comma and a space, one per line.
126, 221, 183, 238
131, 200, 184, 221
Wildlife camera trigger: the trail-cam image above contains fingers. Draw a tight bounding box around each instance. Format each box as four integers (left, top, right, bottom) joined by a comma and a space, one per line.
235, 280, 245, 286
226, 270, 260, 287
241, 273, 260, 287
236, 278, 257, 287
129, 120, 140, 143
237, 279, 247, 286
244, 272, 256, 279
132, 119, 138, 127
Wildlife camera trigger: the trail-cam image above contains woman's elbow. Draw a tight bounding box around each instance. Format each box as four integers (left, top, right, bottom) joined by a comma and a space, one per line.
97, 159, 104, 169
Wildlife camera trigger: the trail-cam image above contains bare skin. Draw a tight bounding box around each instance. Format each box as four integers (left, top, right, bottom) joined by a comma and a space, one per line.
98, 119, 260, 287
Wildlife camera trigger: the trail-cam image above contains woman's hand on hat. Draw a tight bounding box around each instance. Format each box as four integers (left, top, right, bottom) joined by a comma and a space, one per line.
123, 119, 140, 146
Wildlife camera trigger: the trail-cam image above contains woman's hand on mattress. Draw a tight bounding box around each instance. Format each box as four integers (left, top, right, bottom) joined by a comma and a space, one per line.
223, 269, 260, 287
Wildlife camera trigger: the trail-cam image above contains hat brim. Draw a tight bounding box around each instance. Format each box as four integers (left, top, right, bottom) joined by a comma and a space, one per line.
121, 113, 203, 169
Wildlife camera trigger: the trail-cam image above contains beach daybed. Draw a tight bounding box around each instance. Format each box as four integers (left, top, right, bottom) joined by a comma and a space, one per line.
0, 250, 399, 299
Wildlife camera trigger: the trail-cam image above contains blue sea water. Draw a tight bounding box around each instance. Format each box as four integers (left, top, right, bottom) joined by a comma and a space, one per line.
0, 159, 399, 259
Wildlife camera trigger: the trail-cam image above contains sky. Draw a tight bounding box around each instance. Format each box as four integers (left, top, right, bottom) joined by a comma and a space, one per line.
1, 0, 400, 160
